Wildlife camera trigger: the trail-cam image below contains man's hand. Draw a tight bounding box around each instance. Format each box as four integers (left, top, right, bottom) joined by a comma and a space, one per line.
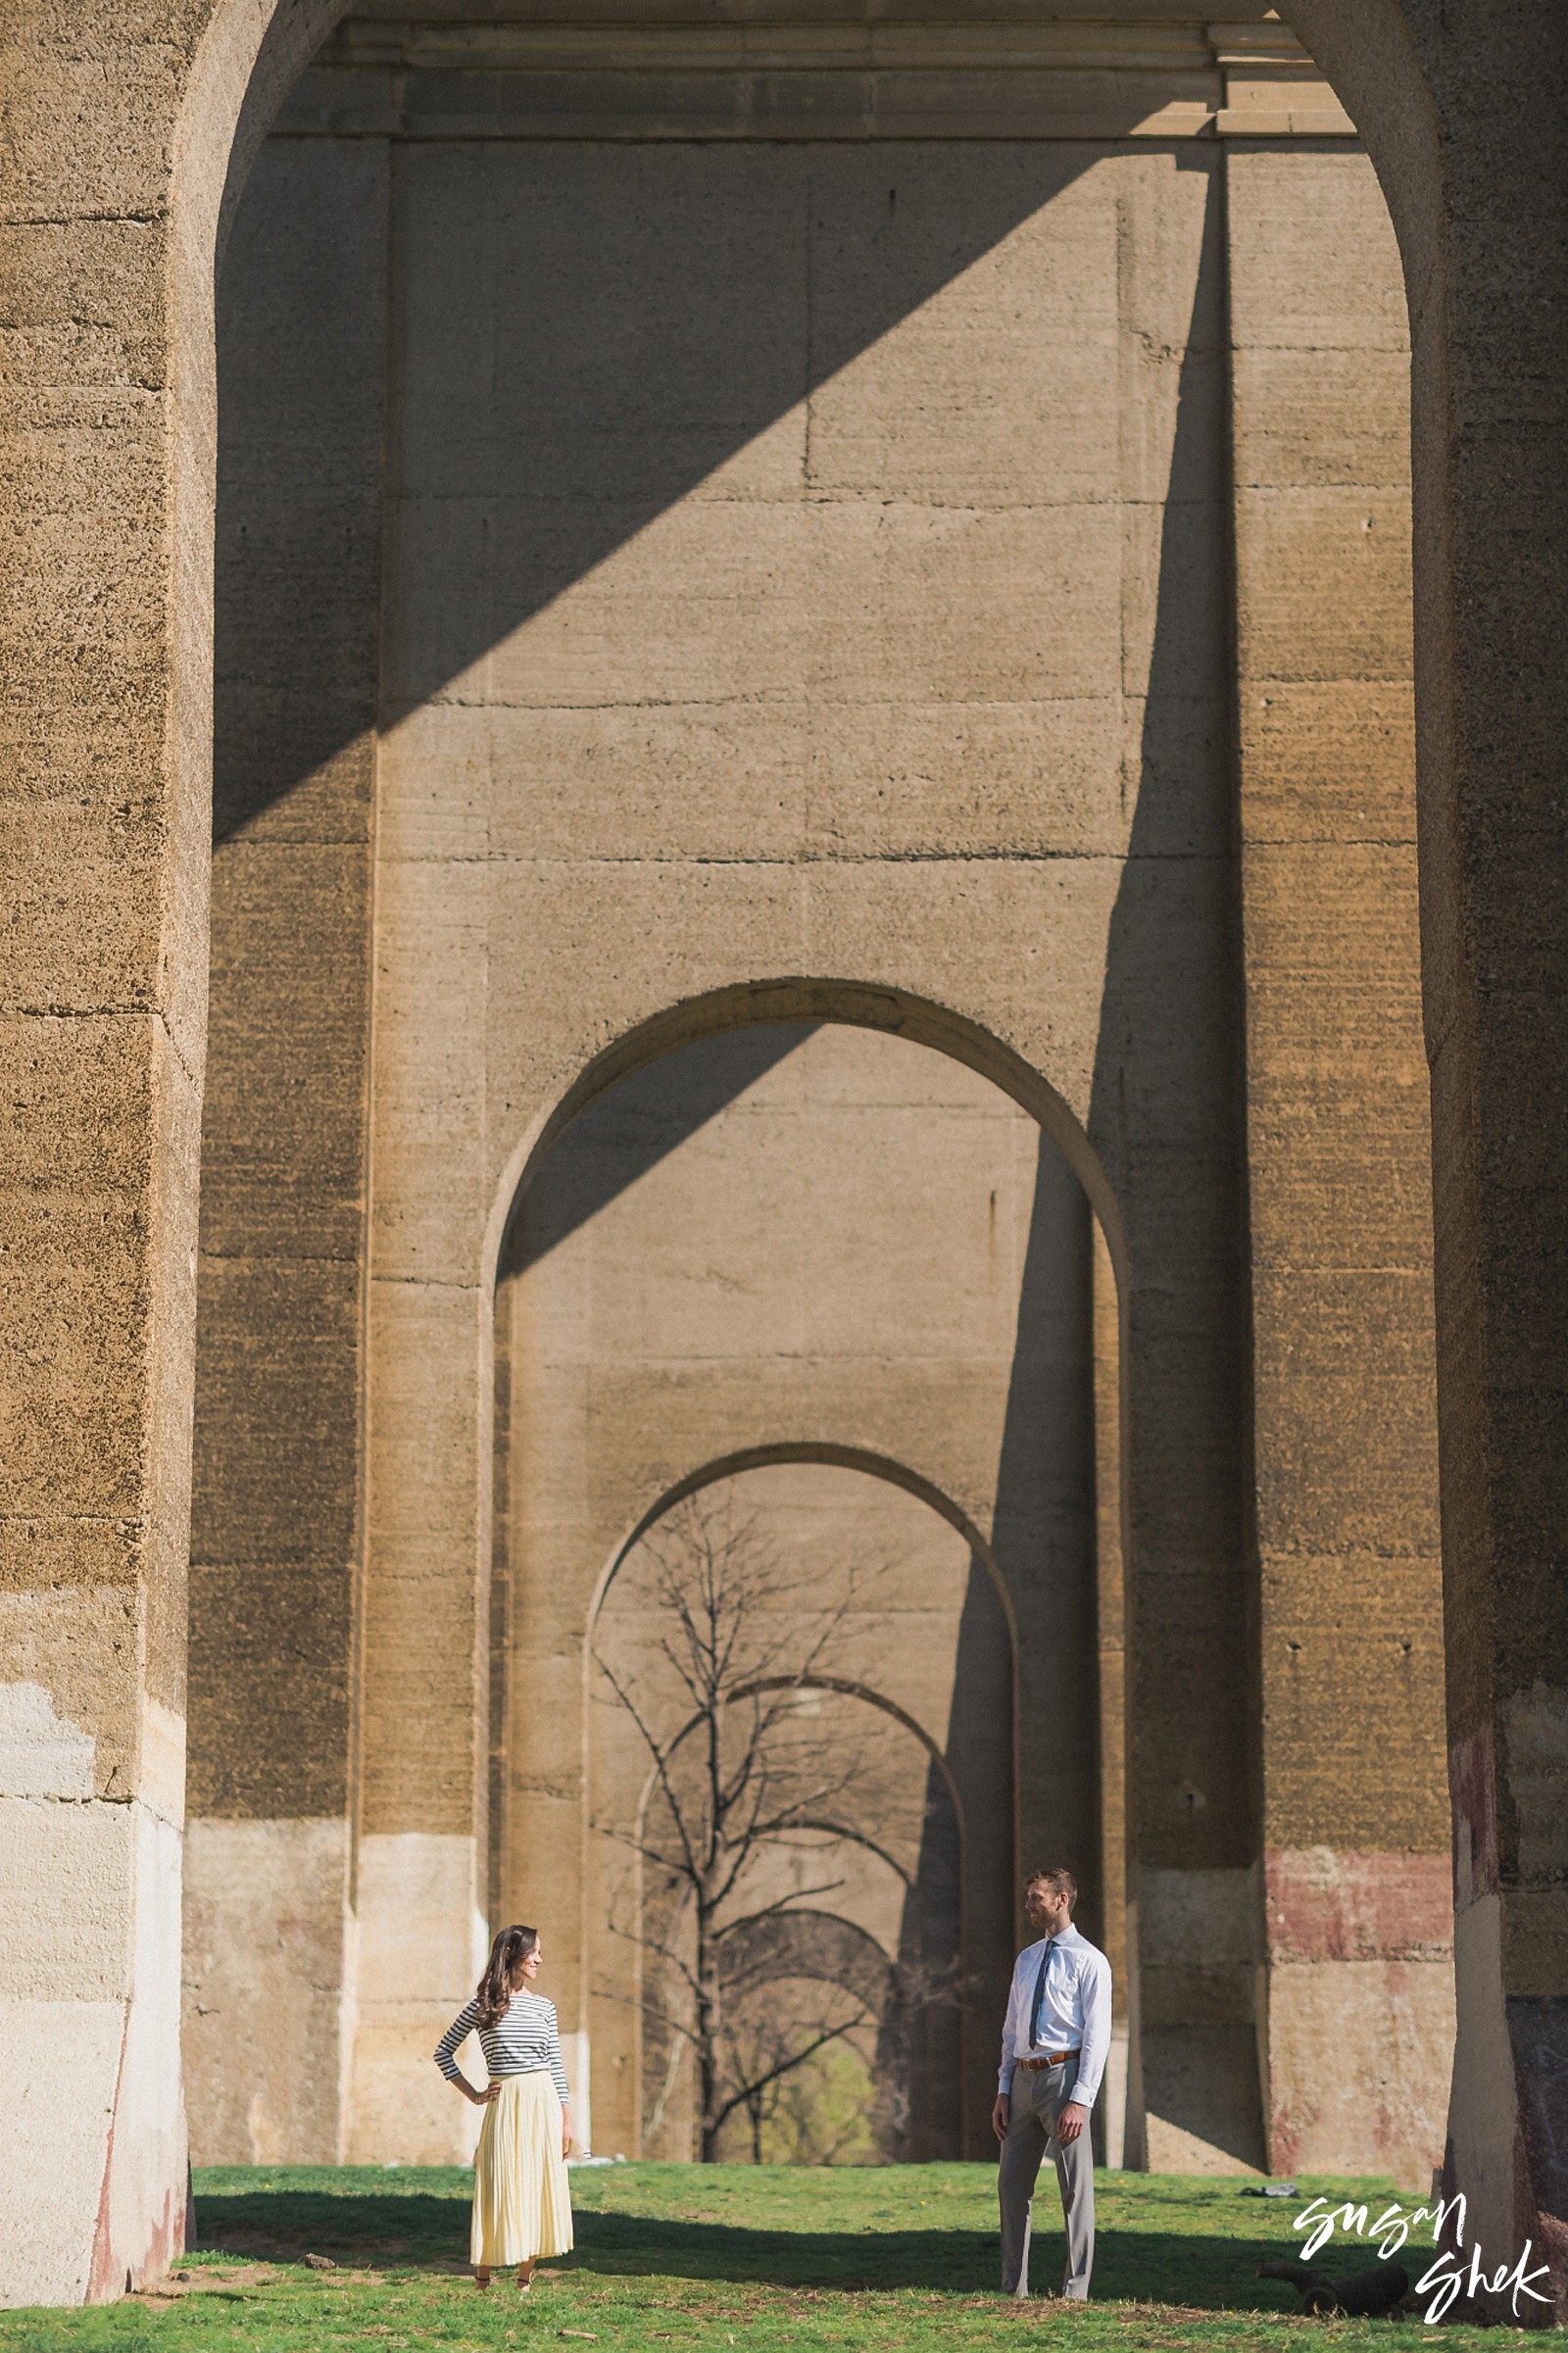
1055, 2100, 1087, 2145
992, 2094, 1010, 2143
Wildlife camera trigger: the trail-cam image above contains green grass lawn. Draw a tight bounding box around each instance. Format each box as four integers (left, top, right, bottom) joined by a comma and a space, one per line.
0, 2165, 1505, 2352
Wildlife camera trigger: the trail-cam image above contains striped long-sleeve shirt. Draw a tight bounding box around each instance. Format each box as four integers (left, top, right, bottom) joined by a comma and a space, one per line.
433, 1990, 570, 2103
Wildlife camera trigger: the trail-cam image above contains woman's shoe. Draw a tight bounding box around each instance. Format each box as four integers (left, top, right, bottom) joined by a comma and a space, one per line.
474, 2271, 492, 2291
516, 2264, 534, 2291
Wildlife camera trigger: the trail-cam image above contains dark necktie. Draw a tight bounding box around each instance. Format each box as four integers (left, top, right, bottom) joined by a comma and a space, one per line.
1028, 1937, 1057, 2050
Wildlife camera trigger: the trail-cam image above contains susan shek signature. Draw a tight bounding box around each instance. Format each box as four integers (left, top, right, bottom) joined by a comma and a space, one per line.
1293, 2193, 1552, 2324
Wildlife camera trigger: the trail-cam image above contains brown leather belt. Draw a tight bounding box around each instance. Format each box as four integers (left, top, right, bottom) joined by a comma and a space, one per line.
1018, 2051, 1078, 2071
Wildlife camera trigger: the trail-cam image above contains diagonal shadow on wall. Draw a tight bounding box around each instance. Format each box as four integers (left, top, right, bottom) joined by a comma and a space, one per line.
506, 1024, 817, 1276
215, 135, 1108, 837
893, 1544, 1015, 2161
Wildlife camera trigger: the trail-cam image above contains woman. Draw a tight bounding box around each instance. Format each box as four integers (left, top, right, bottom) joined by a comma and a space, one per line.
434, 1923, 574, 2290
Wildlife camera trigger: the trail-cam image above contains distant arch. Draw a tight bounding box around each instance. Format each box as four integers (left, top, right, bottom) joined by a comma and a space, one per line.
715, 1909, 897, 2015
633, 1671, 969, 1848
617, 1659, 970, 2156
584, 1443, 1021, 1664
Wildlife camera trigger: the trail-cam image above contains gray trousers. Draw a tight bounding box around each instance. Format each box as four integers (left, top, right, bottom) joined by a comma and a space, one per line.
999, 2057, 1095, 2299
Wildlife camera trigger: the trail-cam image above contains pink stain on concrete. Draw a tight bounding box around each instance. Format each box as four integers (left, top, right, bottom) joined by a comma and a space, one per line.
1265, 1847, 1454, 1963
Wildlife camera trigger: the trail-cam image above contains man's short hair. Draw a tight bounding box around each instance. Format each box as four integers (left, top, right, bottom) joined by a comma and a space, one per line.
1026, 1867, 1077, 1912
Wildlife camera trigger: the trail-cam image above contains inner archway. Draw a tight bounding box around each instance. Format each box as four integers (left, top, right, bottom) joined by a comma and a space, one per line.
494, 1021, 1101, 2159
589, 1460, 1010, 2161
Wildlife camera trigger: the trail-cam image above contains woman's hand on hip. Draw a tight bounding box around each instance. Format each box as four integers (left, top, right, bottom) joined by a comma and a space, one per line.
469, 2082, 501, 2106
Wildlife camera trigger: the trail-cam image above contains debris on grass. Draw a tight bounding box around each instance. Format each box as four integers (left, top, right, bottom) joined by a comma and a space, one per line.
129, 2261, 280, 2306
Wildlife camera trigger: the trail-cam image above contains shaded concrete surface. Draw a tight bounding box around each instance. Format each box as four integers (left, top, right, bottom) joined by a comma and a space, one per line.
1084, 144, 1259, 2172
236, 137, 1101, 812
991, 1128, 1097, 1925
184, 133, 388, 2167
514, 1028, 817, 1276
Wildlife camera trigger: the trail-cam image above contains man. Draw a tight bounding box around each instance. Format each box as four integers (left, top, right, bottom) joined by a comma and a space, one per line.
992, 1866, 1112, 2301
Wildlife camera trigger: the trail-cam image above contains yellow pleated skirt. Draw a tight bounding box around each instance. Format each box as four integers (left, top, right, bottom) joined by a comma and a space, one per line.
471, 2072, 575, 2268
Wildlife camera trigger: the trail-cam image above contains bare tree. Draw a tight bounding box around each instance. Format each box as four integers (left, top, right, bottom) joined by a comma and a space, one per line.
592, 1491, 902, 2161
755, 2039, 884, 2167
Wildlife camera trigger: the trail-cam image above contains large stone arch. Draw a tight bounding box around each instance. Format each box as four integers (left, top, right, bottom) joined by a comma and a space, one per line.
5, 0, 1565, 2312
584, 1441, 1022, 1653
486, 977, 1128, 1288
495, 1019, 1085, 2162
189, 20, 1446, 2207
183, 36, 1443, 2214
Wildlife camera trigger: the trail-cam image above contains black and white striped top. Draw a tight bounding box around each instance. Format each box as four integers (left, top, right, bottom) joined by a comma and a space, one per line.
434, 1990, 571, 2103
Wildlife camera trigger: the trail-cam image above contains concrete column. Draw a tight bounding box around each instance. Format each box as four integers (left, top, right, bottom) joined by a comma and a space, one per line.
183, 131, 388, 2167
1092, 1218, 1130, 2165
1105, 145, 1261, 2176
349, 861, 491, 2161
0, 4, 213, 2303
345, 138, 494, 2164
1282, 3, 1568, 2304
1227, 142, 1451, 2185
0, 0, 352, 2296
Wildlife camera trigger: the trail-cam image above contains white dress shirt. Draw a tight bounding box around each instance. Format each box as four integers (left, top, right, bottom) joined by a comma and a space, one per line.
998, 1922, 1112, 2107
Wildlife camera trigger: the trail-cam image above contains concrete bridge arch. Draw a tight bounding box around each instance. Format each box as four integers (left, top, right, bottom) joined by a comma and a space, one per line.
3, 0, 1566, 2310
497, 1021, 1089, 2163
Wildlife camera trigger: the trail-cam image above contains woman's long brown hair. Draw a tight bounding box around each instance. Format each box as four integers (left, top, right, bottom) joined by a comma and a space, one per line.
474, 1923, 539, 2028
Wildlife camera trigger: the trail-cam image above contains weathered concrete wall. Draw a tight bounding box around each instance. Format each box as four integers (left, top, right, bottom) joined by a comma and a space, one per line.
2, 2, 240, 2307
1228, 142, 1451, 2188
0, 0, 366, 2300
508, 1027, 1069, 2156
190, 80, 1452, 2173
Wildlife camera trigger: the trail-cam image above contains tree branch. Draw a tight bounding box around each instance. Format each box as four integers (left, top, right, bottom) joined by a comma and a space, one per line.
710, 2015, 873, 2135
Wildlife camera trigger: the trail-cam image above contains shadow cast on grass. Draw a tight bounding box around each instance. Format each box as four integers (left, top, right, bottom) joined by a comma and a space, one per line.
194, 2186, 1322, 2311
574, 2212, 1312, 2308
